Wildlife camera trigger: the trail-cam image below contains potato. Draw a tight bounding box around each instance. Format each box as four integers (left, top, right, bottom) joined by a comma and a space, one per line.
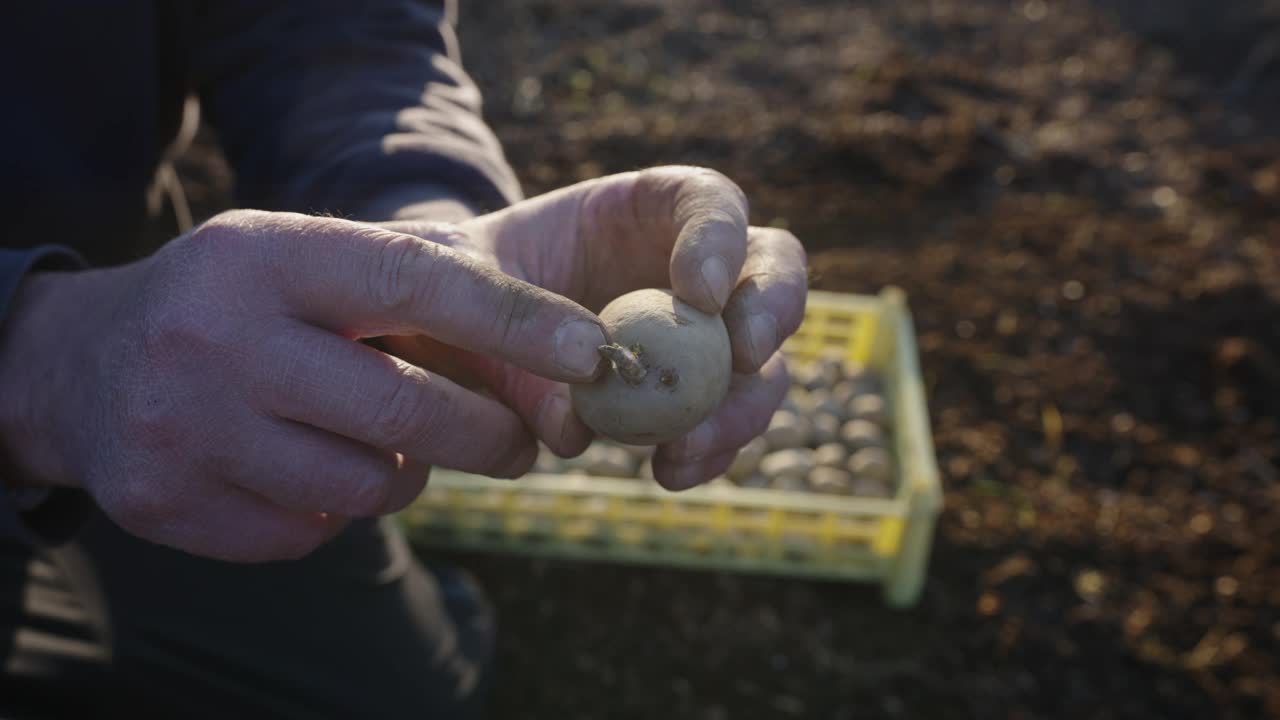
561, 444, 590, 467
816, 346, 847, 368
793, 360, 827, 392
810, 388, 844, 417
533, 445, 566, 474
843, 364, 884, 393
785, 387, 817, 415
846, 446, 894, 485
848, 393, 890, 428
829, 381, 859, 415
811, 412, 841, 446
808, 466, 854, 495
571, 289, 731, 444
813, 442, 849, 468
839, 419, 886, 451
763, 410, 811, 450
760, 448, 816, 477
610, 441, 654, 461
736, 473, 771, 489
839, 359, 869, 380
815, 360, 843, 388
770, 474, 807, 492
638, 457, 655, 481
726, 437, 769, 480
582, 444, 637, 478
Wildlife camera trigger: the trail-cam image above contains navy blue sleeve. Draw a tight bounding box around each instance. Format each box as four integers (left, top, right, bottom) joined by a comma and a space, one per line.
0, 247, 96, 547
190, 0, 523, 220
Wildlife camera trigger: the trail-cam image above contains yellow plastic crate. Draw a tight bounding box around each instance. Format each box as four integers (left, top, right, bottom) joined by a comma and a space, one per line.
398, 288, 942, 607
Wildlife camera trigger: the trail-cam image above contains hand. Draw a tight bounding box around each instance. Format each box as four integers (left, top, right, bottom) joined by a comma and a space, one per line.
382, 166, 808, 489
0, 210, 610, 561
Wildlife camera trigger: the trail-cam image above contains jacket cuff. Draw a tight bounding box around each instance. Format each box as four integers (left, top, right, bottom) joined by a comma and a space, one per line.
0, 245, 97, 547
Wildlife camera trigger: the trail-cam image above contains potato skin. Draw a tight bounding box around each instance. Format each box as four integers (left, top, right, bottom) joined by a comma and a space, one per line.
571, 289, 731, 444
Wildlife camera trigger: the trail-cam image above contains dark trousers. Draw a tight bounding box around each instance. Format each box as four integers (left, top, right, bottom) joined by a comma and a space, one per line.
0, 516, 493, 719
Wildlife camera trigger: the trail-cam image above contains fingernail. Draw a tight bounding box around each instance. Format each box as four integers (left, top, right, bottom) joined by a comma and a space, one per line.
671, 420, 716, 461
700, 256, 733, 310
536, 391, 571, 451
747, 313, 779, 367
554, 320, 606, 377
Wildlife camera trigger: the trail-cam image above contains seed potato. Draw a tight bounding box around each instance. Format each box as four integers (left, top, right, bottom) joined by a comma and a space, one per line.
571, 289, 731, 445
726, 436, 769, 480
846, 446, 895, 484
811, 412, 841, 445
840, 419, 886, 451
736, 473, 771, 489
584, 445, 637, 478
760, 448, 816, 477
808, 466, 854, 494
763, 410, 810, 450
813, 442, 849, 468
848, 393, 890, 427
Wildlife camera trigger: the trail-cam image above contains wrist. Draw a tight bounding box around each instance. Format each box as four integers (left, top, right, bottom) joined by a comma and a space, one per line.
0, 269, 114, 490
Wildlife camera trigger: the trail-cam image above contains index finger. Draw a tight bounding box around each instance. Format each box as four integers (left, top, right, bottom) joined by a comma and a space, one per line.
242, 211, 608, 382
634, 167, 751, 314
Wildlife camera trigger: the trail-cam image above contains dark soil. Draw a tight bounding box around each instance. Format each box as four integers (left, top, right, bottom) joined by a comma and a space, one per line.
171, 1, 1280, 717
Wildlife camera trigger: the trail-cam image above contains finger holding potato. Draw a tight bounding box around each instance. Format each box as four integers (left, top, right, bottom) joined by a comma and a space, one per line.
386, 166, 808, 490
652, 352, 790, 489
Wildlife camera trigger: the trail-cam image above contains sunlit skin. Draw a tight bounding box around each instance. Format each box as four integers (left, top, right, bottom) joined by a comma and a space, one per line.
0, 165, 807, 562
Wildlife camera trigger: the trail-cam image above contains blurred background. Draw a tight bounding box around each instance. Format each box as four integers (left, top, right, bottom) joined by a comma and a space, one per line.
169, 1, 1280, 717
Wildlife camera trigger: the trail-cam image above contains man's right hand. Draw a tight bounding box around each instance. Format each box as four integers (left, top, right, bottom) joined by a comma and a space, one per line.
0, 210, 608, 561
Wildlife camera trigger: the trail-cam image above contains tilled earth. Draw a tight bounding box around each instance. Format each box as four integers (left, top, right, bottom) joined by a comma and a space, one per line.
173, 1, 1280, 717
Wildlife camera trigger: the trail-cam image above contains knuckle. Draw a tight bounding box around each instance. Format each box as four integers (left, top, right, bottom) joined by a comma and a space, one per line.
775, 231, 809, 271
183, 210, 311, 297
366, 231, 444, 316
641, 164, 736, 191
184, 210, 260, 258
141, 243, 250, 368
692, 165, 742, 192
632, 166, 750, 243
634, 165, 680, 192
186, 212, 236, 245
682, 166, 748, 210
120, 384, 191, 454
673, 168, 750, 231
759, 225, 804, 253
140, 299, 215, 357
369, 371, 452, 451
136, 304, 240, 389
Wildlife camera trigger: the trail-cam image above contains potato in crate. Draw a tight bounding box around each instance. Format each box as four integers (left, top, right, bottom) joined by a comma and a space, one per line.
398, 288, 942, 607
